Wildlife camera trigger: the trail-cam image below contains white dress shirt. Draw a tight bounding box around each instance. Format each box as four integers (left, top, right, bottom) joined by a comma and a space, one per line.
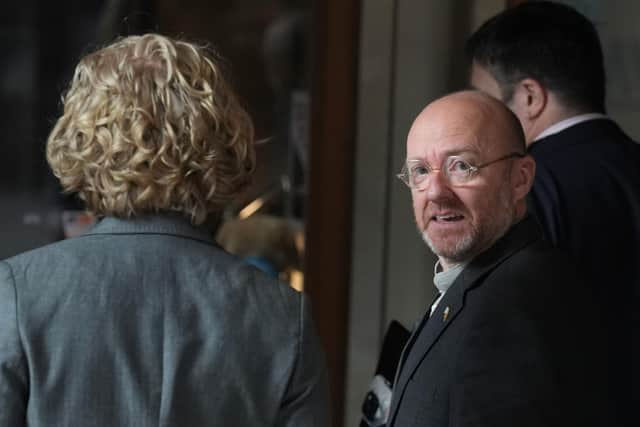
534, 113, 608, 142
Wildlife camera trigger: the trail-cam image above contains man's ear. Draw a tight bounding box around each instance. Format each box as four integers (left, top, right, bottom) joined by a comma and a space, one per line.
512, 154, 536, 202
511, 78, 547, 120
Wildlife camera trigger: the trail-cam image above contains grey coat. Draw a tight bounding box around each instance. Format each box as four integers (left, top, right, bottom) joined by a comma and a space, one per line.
0, 214, 330, 426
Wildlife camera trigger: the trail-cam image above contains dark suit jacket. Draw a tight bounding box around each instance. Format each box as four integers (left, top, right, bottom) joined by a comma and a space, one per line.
0, 214, 330, 427
529, 118, 640, 287
387, 217, 607, 427
528, 118, 640, 422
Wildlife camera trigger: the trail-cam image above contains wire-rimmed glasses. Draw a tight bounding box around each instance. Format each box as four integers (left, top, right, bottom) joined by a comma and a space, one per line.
397, 152, 525, 190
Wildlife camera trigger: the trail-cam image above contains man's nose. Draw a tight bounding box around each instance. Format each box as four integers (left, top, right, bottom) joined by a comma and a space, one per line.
424, 170, 453, 201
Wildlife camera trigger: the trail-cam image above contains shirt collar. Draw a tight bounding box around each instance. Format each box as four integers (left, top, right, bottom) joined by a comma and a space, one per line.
85, 213, 217, 245
433, 260, 466, 295
533, 113, 608, 142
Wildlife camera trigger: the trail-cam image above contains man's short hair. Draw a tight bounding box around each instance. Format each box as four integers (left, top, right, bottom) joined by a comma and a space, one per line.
47, 34, 255, 225
465, 1, 606, 113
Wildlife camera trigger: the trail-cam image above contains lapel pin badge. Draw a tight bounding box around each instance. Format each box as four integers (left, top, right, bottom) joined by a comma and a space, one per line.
443, 306, 450, 322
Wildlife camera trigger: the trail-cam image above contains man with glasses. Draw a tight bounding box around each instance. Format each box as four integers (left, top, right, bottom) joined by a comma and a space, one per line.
385, 91, 606, 427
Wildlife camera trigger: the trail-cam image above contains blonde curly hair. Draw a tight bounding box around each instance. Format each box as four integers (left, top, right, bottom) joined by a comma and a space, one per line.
47, 33, 255, 225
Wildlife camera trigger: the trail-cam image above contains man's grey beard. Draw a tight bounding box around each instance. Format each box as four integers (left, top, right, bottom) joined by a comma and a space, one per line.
421, 224, 479, 264
420, 188, 516, 264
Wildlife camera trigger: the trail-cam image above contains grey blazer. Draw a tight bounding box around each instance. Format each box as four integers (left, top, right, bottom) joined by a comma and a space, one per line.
0, 214, 330, 426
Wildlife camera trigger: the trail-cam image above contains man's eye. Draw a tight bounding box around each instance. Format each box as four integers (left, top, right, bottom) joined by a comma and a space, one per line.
411, 165, 429, 177
448, 159, 471, 173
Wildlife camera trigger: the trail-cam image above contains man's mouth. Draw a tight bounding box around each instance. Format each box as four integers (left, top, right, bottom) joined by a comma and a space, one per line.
432, 214, 464, 223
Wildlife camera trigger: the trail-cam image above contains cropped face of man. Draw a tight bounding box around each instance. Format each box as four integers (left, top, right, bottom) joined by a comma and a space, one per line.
470, 62, 503, 101
403, 92, 530, 269
470, 62, 540, 145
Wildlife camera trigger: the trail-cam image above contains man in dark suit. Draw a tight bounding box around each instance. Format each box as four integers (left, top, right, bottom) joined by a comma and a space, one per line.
388, 90, 606, 427
0, 34, 329, 426
466, 2, 640, 423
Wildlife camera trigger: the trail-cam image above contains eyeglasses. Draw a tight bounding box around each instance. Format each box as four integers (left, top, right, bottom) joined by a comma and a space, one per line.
397, 152, 525, 190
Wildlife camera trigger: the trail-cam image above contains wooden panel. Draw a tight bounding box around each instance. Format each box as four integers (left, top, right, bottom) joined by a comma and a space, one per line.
305, 0, 360, 425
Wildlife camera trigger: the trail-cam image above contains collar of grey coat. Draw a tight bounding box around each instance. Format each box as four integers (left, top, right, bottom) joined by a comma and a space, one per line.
387, 215, 541, 426
84, 213, 218, 246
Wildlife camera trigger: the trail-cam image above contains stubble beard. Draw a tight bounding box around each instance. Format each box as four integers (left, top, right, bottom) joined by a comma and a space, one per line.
421, 187, 515, 264
421, 224, 479, 264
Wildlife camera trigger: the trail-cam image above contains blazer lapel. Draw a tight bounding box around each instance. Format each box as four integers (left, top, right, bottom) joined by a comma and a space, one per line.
387, 216, 541, 426
387, 274, 468, 425
391, 291, 440, 388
